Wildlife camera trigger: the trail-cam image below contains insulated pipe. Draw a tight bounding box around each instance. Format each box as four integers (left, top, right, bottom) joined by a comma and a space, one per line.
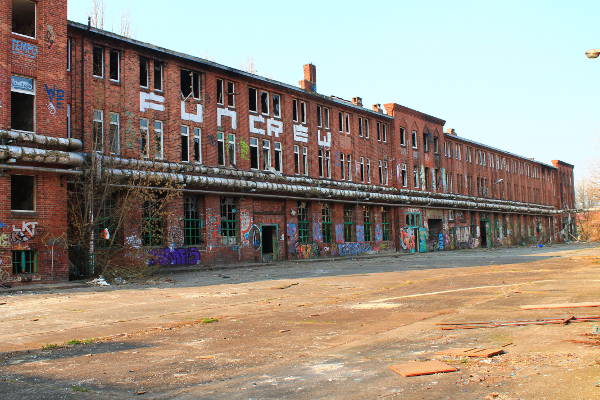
0, 130, 83, 151
104, 168, 557, 215
100, 155, 554, 210
0, 145, 85, 166
0, 164, 83, 175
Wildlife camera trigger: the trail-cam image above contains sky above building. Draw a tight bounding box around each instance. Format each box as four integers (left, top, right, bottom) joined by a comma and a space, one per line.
67, 0, 600, 180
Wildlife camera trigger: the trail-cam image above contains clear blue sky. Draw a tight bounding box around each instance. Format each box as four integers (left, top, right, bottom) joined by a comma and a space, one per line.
68, 0, 600, 181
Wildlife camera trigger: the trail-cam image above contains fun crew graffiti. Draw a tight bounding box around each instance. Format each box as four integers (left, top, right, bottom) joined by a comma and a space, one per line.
140, 91, 165, 112
240, 210, 252, 247
148, 247, 201, 266
11, 222, 38, 244
249, 115, 283, 137
44, 84, 65, 116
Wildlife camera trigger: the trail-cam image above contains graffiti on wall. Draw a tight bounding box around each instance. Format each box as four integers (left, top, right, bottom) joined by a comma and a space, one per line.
337, 242, 373, 257
375, 224, 383, 242
240, 210, 252, 247
140, 91, 165, 112
335, 224, 344, 243
125, 234, 142, 249
356, 225, 365, 242
312, 216, 323, 242
296, 243, 319, 259
11, 222, 38, 244
167, 225, 184, 247
400, 228, 415, 251
205, 209, 219, 245
438, 232, 445, 250
0, 234, 10, 248
45, 24, 56, 48
148, 247, 201, 266
12, 39, 38, 58
44, 85, 65, 115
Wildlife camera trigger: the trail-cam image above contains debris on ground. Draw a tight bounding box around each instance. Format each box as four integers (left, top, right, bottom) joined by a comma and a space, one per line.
87, 276, 110, 286
389, 360, 458, 377
520, 301, 600, 310
438, 315, 600, 330
436, 348, 504, 358
277, 282, 299, 290
113, 277, 127, 285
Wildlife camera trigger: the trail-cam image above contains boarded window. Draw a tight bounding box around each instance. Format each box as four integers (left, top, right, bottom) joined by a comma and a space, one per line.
12, 0, 35, 37
11, 175, 34, 211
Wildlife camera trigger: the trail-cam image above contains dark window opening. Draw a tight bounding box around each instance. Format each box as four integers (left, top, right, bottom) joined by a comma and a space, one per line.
12, 250, 37, 274
382, 208, 391, 241
273, 94, 281, 117
193, 127, 201, 163
250, 138, 259, 169
181, 70, 200, 99
154, 61, 163, 91
292, 99, 298, 122
93, 46, 104, 77
109, 50, 120, 81
216, 79, 224, 104
260, 91, 269, 115
248, 88, 257, 112
227, 81, 235, 107
220, 198, 237, 239
11, 91, 34, 132
12, 0, 35, 37
11, 175, 34, 211
139, 57, 149, 87
181, 126, 189, 162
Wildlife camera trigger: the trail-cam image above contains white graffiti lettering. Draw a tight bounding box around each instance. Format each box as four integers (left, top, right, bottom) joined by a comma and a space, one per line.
217, 107, 237, 129
293, 124, 309, 143
140, 92, 165, 112
181, 101, 203, 123
317, 130, 331, 148
249, 115, 265, 135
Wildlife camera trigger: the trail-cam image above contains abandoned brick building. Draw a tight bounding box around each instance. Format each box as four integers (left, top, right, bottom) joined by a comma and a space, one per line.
0, 0, 576, 283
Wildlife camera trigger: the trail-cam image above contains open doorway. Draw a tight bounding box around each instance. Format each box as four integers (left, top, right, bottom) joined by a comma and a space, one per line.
427, 219, 443, 250
480, 220, 488, 248
261, 225, 277, 262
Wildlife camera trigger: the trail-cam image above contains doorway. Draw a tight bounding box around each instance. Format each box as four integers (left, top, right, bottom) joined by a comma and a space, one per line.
480, 220, 488, 248
261, 225, 277, 262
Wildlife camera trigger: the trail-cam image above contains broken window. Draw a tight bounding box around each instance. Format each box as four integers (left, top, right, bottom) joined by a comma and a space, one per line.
11, 174, 34, 211
378, 160, 383, 184
193, 127, 201, 163
322, 204, 332, 244
181, 125, 189, 162
228, 134, 236, 166
325, 150, 331, 178
347, 154, 352, 181
248, 87, 257, 112
292, 100, 298, 122
345, 113, 350, 134
93, 109, 104, 152
434, 136, 439, 153
272, 94, 281, 118
423, 133, 429, 152
109, 50, 120, 81
250, 137, 259, 169
184, 196, 202, 246
382, 208, 391, 241
109, 112, 119, 154
220, 197, 238, 241
180, 69, 200, 99
413, 166, 420, 188
377, 122, 381, 141
318, 149, 324, 177
340, 154, 346, 180
217, 132, 225, 166
401, 163, 407, 187
274, 142, 282, 172
140, 118, 149, 158
359, 157, 365, 182
358, 117, 363, 137
364, 119, 369, 139
338, 112, 343, 132
154, 61, 163, 91
12, 0, 35, 38
227, 81, 235, 107
367, 159, 371, 183
139, 57, 149, 87
216, 79, 224, 104
383, 124, 388, 142
262, 139, 270, 170
260, 91, 269, 115
12, 250, 37, 274
154, 120, 163, 159
93, 46, 104, 78
293, 145, 300, 174
11, 75, 34, 132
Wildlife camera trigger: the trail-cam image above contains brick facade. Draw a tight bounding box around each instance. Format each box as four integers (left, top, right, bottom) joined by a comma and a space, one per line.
0, 1, 575, 284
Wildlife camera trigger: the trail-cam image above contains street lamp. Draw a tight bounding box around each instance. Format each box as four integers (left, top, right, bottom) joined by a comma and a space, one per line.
585, 49, 600, 59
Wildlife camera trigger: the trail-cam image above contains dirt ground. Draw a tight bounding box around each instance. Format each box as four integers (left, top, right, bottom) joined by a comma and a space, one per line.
1, 243, 600, 399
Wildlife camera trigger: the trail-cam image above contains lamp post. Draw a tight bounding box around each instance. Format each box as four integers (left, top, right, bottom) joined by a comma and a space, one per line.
585, 49, 600, 59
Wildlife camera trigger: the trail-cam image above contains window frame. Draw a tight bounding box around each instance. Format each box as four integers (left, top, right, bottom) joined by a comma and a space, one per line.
153, 120, 163, 159
92, 46, 104, 78
10, 174, 35, 212
181, 125, 190, 162
153, 61, 163, 92
109, 112, 120, 154
109, 49, 120, 82
11, 0, 36, 39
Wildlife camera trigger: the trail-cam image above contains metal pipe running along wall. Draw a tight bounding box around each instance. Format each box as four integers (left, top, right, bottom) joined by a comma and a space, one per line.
0, 145, 84, 166
105, 168, 558, 216
99, 155, 555, 212
0, 130, 83, 151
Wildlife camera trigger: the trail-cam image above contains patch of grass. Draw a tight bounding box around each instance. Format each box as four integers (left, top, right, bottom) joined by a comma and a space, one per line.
65, 338, 97, 346
41, 343, 61, 350
70, 385, 89, 392
200, 318, 219, 324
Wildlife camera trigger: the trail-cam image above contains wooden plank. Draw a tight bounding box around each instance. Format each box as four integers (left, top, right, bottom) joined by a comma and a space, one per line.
520, 302, 600, 310
389, 360, 457, 377
436, 348, 504, 358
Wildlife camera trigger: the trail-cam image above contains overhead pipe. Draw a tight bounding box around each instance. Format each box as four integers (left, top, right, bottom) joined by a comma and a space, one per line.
0, 164, 82, 175
0, 145, 84, 166
0, 130, 83, 151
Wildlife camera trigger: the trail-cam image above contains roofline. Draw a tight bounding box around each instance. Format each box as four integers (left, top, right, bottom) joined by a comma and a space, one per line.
445, 133, 557, 169
552, 160, 575, 168
68, 21, 393, 120
385, 102, 446, 125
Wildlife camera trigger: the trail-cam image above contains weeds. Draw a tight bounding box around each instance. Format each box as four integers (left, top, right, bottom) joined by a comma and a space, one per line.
41, 344, 61, 350
70, 385, 89, 392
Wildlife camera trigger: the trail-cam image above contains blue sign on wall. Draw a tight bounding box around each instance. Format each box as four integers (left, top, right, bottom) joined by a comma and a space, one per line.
12, 39, 38, 59
11, 76, 34, 93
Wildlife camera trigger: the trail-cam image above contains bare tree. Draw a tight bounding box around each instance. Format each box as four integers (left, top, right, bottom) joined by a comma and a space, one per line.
90, 0, 105, 29
576, 161, 600, 241
120, 10, 132, 38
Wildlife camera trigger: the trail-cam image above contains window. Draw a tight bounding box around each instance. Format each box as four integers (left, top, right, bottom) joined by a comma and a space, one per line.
317, 105, 322, 127
338, 112, 343, 132
140, 118, 149, 158
216, 79, 224, 105
324, 150, 331, 178
292, 99, 299, 122
378, 160, 383, 184
323, 107, 330, 129
154, 61, 163, 91
367, 159, 371, 183
400, 127, 406, 146
67, 104, 71, 138
274, 142, 282, 172
11, 75, 35, 132
109, 50, 120, 82
180, 69, 200, 99
302, 146, 308, 176
248, 88, 257, 112
377, 121, 381, 141
184, 196, 202, 246
217, 133, 225, 165
424, 167, 430, 190
250, 137, 259, 169
67, 38, 72, 71
139, 57, 149, 88
423, 133, 429, 152
401, 163, 408, 187
412, 130, 418, 149
297, 202, 310, 244
347, 154, 352, 181
220, 198, 237, 242
318, 150, 324, 177
294, 145, 300, 174
142, 200, 163, 246
261, 91, 269, 115
109, 112, 120, 154
383, 124, 388, 142
300, 101, 307, 124
11, 175, 34, 211
322, 204, 332, 244
340, 153, 346, 180
383, 161, 389, 185
228, 133, 236, 166
433, 136, 439, 153
181, 125, 189, 162
344, 206, 354, 242
93, 47, 104, 78
154, 120, 163, 159
12, 0, 36, 38
363, 208, 372, 241
262, 139, 271, 170
413, 166, 420, 188
93, 110, 103, 152
358, 117, 363, 137
273, 94, 281, 118
345, 113, 350, 134
359, 157, 365, 182
12, 250, 37, 274
364, 118, 370, 138
227, 81, 235, 107
382, 208, 391, 241
193, 127, 201, 163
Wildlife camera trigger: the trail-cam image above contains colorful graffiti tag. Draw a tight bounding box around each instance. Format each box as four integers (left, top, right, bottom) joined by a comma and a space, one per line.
400, 228, 415, 251
148, 247, 201, 266
337, 242, 373, 257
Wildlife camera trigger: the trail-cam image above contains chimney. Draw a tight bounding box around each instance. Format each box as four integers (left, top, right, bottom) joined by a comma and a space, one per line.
372, 104, 382, 113
352, 97, 363, 107
445, 128, 457, 136
299, 63, 317, 92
